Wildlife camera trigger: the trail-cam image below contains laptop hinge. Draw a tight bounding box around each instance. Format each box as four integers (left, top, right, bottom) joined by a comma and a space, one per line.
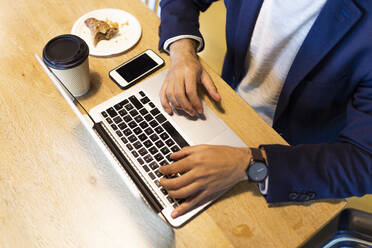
93, 122, 163, 213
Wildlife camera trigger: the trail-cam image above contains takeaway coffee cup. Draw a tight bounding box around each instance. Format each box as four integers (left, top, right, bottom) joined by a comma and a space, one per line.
43, 34, 90, 97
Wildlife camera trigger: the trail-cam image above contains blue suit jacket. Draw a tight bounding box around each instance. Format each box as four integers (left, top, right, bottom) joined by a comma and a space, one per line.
158, 0, 372, 203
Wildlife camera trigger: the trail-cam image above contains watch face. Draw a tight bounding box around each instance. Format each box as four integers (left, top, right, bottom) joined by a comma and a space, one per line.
248, 161, 268, 182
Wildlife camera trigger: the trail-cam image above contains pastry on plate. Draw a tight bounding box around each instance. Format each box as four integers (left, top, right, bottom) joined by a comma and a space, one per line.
84, 17, 119, 46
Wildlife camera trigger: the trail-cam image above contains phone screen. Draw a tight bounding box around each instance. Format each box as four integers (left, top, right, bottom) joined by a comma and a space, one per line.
116, 53, 158, 83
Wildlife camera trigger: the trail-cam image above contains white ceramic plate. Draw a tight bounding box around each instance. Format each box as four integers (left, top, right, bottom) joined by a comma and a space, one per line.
71, 8, 142, 56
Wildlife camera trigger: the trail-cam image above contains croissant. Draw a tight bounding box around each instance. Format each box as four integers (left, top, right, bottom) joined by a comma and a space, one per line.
84, 17, 119, 46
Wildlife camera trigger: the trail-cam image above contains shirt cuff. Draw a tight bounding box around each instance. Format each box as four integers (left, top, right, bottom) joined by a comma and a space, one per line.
163, 35, 203, 54
258, 177, 269, 195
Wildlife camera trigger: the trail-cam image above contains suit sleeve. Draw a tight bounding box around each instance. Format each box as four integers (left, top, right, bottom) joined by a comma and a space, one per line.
261, 75, 372, 203
158, 0, 218, 52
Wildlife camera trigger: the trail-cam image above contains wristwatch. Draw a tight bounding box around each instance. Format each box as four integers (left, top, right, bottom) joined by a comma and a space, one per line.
246, 148, 268, 182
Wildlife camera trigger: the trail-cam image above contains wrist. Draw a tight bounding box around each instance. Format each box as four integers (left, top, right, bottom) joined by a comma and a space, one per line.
239, 148, 252, 182
169, 38, 198, 59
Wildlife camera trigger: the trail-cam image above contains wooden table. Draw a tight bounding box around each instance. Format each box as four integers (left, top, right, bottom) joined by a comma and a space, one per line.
0, 0, 345, 247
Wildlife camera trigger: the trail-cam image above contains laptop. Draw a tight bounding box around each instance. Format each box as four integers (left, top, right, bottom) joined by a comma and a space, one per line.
35, 53, 246, 227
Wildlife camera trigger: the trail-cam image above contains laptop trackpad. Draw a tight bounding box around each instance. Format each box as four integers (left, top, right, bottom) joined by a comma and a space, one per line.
169, 101, 228, 145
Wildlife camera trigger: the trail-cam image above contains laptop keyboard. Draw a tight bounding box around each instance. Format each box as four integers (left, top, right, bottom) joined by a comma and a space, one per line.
100, 91, 188, 208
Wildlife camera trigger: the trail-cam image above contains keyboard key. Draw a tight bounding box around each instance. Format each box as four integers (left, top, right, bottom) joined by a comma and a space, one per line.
101, 111, 108, 117
150, 108, 160, 116
167, 196, 174, 204
129, 95, 143, 109
149, 162, 159, 170
150, 134, 159, 142
137, 158, 144, 165
133, 141, 142, 149
111, 124, 118, 131
142, 165, 150, 172
121, 137, 128, 144
160, 147, 170, 155
156, 114, 166, 124
131, 150, 139, 158
133, 127, 142, 135
149, 146, 158, 155
144, 114, 153, 122
134, 115, 144, 123
154, 153, 164, 162
140, 97, 150, 104
129, 109, 139, 117
171, 145, 180, 152
144, 154, 153, 163
139, 91, 145, 97
149, 120, 159, 128
116, 130, 123, 137
118, 109, 127, 116
166, 174, 178, 179
143, 140, 152, 148
166, 154, 173, 162
162, 121, 189, 148
144, 127, 154, 135
155, 170, 163, 177
123, 128, 132, 136
128, 121, 137, 129
123, 115, 132, 123
165, 139, 175, 147
128, 135, 137, 143
124, 104, 134, 111
107, 107, 118, 118
106, 117, 113, 124
139, 121, 148, 129
159, 160, 167, 166
154, 180, 161, 188
120, 99, 129, 107
126, 144, 133, 151
138, 134, 147, 141
149, 102, 155, 108
161, 188, 168, 195
155, 140, 165, 148
154, 126, 164, 134
118, 122, 127, 130
160, 132, 169, 140
138, 148, 148, 156
148, 172, 156, 180
139, 108, 148, 115
173, 202, 179, 208
113, 116, 122, 124
114, 103, 122, 111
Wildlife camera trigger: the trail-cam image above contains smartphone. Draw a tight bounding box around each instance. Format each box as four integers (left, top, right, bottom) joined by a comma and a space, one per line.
109, 49, 165, 89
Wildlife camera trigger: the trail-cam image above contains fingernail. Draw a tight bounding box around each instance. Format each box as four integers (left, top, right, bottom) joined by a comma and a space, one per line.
197, 108, 203, 114
188, 111, 195, 116
171, 210, 179, 218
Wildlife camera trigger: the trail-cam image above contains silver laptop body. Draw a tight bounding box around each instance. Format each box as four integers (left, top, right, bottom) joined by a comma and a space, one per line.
36, 54, 246, 227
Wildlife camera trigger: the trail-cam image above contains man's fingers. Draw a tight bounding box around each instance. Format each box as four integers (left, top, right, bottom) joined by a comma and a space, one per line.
171, 190, 209, 218
200, 70, 221, 102
165, 73, 182, 110
169, 146, 192, 160
159, 171, 196, 190
160, 78, 173, 115
159, 159, 191, 175
174, 76, 195, 116
167, 181, 204, 199
185, 71, 203, 114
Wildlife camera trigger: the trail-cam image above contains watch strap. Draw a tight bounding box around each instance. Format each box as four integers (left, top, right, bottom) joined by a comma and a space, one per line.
250, 148, 266, 163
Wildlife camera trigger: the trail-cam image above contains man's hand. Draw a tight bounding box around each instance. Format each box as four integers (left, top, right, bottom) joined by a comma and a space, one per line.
159, 145, 251, 218
160, 39, 221, 116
